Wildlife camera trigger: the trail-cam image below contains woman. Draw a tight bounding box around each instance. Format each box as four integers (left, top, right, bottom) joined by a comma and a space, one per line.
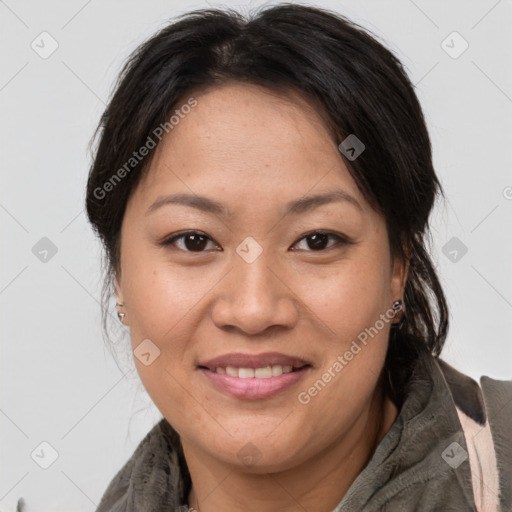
83, 4, 511, 511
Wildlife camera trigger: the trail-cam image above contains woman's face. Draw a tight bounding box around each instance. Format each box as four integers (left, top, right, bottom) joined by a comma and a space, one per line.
117, 83, 407, 472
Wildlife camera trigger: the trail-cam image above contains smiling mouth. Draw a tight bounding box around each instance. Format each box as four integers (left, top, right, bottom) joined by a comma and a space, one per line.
198, 364, 311, 379
198, 363, 312, 400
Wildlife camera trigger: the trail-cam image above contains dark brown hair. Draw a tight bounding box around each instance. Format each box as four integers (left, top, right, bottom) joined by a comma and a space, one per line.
86, 3, 449, 406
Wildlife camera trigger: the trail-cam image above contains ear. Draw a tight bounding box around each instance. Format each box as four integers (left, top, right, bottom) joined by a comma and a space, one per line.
114, 273, 123, 302
390, 246, 410, 301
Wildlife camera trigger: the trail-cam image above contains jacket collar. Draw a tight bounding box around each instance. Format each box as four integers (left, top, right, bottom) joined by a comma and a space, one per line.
333, 346, 478, 511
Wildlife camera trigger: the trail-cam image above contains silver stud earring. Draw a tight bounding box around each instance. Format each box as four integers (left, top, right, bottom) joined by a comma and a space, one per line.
391, 299, 404, 327
116, 301, 125, 323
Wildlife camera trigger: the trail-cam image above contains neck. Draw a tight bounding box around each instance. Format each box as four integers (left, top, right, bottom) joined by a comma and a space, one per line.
184, 386, 398, 512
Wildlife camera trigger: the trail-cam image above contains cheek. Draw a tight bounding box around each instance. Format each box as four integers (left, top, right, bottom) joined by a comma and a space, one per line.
296, 256, 391, 400
121, 260, 200, 425
121, 239, 210, 339
302, 255, 390, 338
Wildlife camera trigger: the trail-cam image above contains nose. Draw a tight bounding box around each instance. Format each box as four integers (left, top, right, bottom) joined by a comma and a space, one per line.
211, 252, 299, 336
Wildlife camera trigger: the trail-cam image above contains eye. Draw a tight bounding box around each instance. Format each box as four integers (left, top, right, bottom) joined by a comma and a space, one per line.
161, 229, 352, 253
161, 231, 220, 252
291, 231, 350, 251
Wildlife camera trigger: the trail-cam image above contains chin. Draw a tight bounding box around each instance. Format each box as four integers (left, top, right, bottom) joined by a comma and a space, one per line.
203, 426, 308, 472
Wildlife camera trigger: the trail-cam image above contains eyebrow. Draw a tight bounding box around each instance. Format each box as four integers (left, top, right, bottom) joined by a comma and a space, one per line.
146, 189, 363, 217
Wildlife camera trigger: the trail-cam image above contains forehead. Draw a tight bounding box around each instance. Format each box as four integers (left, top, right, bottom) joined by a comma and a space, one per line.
171, 82, 335, 155
132, 82, 368, 217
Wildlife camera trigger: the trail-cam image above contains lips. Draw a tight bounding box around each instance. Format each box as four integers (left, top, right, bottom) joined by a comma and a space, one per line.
198, 352, 311, 370
197, 352, 312, 400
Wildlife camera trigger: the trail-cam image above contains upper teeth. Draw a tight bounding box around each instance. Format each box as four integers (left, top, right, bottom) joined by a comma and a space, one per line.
215, 365, 294, 378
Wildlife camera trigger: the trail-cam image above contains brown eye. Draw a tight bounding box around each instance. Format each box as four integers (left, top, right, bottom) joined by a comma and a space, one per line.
183, 233, 208, 251
292, 231, 350, 251
305, 233, 329, 250
162, 231, 219, 252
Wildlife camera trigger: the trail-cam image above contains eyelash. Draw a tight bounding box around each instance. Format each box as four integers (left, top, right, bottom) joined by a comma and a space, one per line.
160, 230, 352, 253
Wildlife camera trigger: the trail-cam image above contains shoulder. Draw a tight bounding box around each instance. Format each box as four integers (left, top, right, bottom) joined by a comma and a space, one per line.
436, 358, 512, 512
479, 374, 512, 418
479, 374, 512, 512
435, 356, 512, 428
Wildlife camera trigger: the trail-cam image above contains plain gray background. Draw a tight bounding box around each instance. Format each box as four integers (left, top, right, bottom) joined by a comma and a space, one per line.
1, 0, 511, 510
